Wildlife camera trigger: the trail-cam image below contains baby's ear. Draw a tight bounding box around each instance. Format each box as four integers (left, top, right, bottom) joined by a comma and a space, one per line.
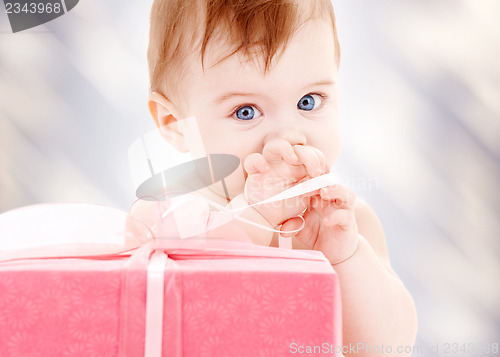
148, 92, 189, 152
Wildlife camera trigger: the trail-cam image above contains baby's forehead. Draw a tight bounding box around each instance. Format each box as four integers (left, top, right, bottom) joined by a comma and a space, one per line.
201, 22, 333, 77
200, 44, 268, 76
193, 1, 334, 74
186, 20, 337, 107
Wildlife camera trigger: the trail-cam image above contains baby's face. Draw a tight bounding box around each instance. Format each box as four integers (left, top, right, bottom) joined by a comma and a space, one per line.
178, 19, 340, 201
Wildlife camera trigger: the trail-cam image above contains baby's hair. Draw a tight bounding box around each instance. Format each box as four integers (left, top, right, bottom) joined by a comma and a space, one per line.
148, 0, 340, 108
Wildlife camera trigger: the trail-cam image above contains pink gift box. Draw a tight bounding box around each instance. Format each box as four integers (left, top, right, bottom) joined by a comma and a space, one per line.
0, 204, 342, 357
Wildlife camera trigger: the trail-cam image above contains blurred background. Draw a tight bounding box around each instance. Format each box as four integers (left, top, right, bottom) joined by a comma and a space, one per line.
1, 0, 499, 354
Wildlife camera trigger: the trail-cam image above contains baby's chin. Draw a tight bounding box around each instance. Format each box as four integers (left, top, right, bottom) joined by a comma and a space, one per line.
217, 168, 247, 200
197, 178, 245, 206
218, 179, 246, 202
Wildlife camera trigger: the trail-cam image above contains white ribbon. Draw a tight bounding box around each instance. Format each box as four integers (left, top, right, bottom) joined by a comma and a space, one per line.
154, 174, 337, 242
145, 250, 169, 357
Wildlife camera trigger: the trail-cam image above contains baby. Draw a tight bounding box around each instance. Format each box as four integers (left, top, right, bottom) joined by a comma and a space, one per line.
131, 0, 417, 354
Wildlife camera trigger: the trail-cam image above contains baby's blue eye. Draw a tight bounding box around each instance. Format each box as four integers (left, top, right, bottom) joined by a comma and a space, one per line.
235, 105, 261, 120
297, 94, 322, 111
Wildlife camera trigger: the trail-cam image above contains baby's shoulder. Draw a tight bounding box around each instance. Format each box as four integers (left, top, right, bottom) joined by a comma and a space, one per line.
353, 198, 382, 235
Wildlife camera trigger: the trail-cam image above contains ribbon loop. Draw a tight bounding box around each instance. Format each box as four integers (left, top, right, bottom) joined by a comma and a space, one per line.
127, 174, 337, 245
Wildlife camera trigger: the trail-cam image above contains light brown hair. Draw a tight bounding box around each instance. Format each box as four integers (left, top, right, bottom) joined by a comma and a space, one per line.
148, 0, 340, 108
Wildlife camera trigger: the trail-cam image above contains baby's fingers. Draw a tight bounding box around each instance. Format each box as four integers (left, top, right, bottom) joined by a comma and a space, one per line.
319, 185, 357, 210
262, 139, 299, 164
323, 208, 356, 231
293, 145, 327, 177
280, 216, 304, 238
282, 214, 317, 249
244, 153, 270, 175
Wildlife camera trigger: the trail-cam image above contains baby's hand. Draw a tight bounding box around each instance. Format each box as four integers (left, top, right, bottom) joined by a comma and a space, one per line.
243, 139, 328, 227
281, 184, 359, 265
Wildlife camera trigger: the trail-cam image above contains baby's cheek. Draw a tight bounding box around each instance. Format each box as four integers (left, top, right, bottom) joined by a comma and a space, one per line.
321, 134, 342, 170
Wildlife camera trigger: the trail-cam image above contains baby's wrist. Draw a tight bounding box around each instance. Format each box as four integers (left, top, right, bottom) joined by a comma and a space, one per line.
330, 234, 361, 266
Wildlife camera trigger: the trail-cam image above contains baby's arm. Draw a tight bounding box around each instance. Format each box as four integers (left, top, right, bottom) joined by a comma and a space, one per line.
283, 184, 417, 356
337, 203, 417, 356
244, 141, 417, 354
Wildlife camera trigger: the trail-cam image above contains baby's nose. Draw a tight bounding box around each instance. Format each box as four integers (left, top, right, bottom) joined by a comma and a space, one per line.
264, 121, 307, 147
280, 128, 307, 146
